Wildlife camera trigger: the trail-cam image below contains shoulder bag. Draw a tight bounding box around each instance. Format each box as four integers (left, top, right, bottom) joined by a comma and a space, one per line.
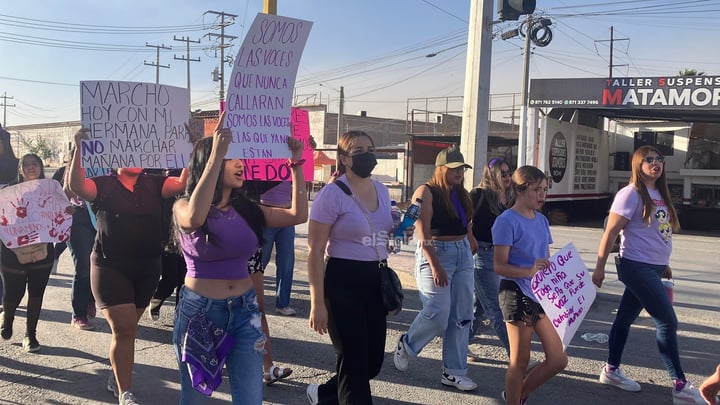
334, 181, 404, 316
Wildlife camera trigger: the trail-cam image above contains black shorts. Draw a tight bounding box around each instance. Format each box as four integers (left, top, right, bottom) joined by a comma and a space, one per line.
247, 248, 264, 274
91, 251, 161, 309
498, 279, 545, 327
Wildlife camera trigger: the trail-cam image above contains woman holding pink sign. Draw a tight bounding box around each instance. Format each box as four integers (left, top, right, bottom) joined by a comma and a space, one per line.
593, 145, 705, 404
0, 154, 59, 353
492, 165, 568, 405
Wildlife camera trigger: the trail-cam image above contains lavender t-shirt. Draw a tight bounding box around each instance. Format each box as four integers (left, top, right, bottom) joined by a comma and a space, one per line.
310, 176, 393, 261
612, 184, 672, 266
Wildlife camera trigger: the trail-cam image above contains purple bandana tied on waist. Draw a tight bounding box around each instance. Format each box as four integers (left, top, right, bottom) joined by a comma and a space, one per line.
450, 188, 467, 228
181, 313, 235, 396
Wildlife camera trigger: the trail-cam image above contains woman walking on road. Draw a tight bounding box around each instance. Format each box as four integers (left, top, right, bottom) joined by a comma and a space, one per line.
468, 157, 512, 359
393, 145, 478, 391
593, 145, 705, 404
173, 116, 307, 404
492, 165, 567, 405
69, 128, 188, 405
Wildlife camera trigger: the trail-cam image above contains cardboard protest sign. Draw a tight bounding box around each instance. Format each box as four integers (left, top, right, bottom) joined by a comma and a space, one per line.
243, 107, 314, 181
80, 80, 192, 169
531, 243, 596, 349
224, 13, 312, 160
0, 179, 72, 248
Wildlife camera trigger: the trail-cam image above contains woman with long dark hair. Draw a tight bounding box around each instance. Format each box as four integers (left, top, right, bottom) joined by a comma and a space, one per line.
173, 117, 307, 404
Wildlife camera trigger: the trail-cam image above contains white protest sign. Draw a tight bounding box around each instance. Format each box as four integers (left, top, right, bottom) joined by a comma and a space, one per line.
225, 13, 312, 159
0, 179, 72, 248
531, 243, 596, 349
80, 80, 191, 169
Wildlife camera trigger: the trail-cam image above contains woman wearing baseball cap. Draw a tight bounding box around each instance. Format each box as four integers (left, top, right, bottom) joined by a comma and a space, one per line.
393, 145, 479, 391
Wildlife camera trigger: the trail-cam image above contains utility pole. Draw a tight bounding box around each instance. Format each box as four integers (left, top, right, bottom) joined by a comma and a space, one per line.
336, 86, 345, 167
0, 92, 15, 127
263, 0, 277, 14
173, 36, 201, 92
205, 11, 238, 104
595, 26, 628, 78
518, 14, 533, 167
144, 43, 171, 84
460, 0, 493, 188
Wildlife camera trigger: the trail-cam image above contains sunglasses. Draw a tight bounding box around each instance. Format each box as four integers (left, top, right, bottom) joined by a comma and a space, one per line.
643, 156, 665, 164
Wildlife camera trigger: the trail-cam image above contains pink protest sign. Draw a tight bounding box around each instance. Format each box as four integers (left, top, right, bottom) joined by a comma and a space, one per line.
531, 242, 596, 349
0, 179, 73, 248
243, 107, 314, 181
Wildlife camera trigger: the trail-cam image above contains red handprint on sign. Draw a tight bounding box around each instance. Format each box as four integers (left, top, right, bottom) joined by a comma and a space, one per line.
49, 228, 58, 237
11, 198, 30, 218
17, 231, 40, 246
38, 195, 52, 208
0, 209, 7, 226
53, 212, 66, 225
57, 230, 70, 242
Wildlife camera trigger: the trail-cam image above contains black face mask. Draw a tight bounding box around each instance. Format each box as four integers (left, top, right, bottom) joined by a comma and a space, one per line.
350, 152, 377, 178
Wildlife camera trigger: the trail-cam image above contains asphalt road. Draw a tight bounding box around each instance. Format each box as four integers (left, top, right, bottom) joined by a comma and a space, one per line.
0, 222, 717, 404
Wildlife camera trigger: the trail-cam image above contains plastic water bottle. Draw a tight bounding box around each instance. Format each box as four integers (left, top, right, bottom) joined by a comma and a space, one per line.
662, 279, 674, 304
394, 198, 423, 242
581, 333, 609, 344
389, 200, 403, 253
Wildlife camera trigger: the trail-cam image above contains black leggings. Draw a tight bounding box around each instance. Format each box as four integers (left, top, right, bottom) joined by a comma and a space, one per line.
0, 263, 52, 336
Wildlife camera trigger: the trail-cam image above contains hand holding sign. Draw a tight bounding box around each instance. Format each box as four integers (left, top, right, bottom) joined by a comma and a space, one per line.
211, 111, 233, 160
288, 137, 303, 162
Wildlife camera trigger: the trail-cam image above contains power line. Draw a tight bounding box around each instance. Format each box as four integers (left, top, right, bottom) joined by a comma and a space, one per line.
1, 92, 16, 127
174, 36, 201, 91
143, 43, 171, 84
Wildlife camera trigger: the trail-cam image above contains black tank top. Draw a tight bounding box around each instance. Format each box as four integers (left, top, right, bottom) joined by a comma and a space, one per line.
427, 184, 467, 237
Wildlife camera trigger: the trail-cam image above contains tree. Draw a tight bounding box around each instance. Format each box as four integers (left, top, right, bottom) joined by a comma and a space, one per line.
21, 135, 56, 162
678, 68, 705, 76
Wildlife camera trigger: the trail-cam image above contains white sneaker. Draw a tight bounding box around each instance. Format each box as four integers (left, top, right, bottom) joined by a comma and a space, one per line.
599, 366, 641, 392
393, 334, 409, 371
672, 382, 705, 404
306, 383, 319, 405
275, 307, 297, 316
119, 391, 139, 405
441, 372, 477, 391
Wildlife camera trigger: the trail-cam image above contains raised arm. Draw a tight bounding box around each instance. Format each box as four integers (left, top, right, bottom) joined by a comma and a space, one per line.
174, 114, 230, 233
67, 128, 97, 201
161, 168, 188, 199
260, 137, 309, 227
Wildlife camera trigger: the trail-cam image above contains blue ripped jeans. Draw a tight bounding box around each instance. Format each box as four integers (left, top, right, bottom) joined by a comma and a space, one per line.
173, 286, 265, 405
470, 247, 510, 356
403, 238, 475, 376
608, 257, 685, 381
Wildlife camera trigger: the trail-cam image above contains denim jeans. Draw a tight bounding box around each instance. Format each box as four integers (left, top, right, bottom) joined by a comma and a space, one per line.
470, 248, 510, 356
608, 257, 685, 381
403, 238, 474, 376
173, 286, 265, 405
66, 207, 96, 318
261, 226, 295, 308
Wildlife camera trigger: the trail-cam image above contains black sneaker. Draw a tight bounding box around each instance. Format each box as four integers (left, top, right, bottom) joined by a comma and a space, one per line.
0, 322, 12, 340
149, 299, 162, 321
23, 334, 40, 353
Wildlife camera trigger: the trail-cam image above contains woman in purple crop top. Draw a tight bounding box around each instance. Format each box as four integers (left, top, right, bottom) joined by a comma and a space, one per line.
172, 115, 307, 405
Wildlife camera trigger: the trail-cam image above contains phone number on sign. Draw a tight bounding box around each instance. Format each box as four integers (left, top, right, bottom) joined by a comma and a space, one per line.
530, 99, 599, 105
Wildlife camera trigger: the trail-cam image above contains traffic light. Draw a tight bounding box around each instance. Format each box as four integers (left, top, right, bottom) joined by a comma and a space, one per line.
498, 0, 536, 21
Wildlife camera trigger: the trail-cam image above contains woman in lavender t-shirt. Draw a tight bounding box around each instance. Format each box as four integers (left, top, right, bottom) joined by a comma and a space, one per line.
306, 130, 394, 404
593, 145, 704, 404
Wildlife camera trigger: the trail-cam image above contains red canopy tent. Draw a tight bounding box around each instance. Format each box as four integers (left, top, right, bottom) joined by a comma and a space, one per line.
313, 150, 335, 166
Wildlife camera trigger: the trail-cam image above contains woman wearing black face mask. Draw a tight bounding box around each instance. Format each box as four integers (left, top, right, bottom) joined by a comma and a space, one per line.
306, 130, 398, 404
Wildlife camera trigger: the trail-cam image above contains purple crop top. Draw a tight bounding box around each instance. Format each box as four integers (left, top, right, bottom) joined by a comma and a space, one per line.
179, 206, 259, 280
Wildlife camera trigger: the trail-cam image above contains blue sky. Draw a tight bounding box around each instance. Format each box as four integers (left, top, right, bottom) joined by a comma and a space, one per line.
1, 0, 719, 127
